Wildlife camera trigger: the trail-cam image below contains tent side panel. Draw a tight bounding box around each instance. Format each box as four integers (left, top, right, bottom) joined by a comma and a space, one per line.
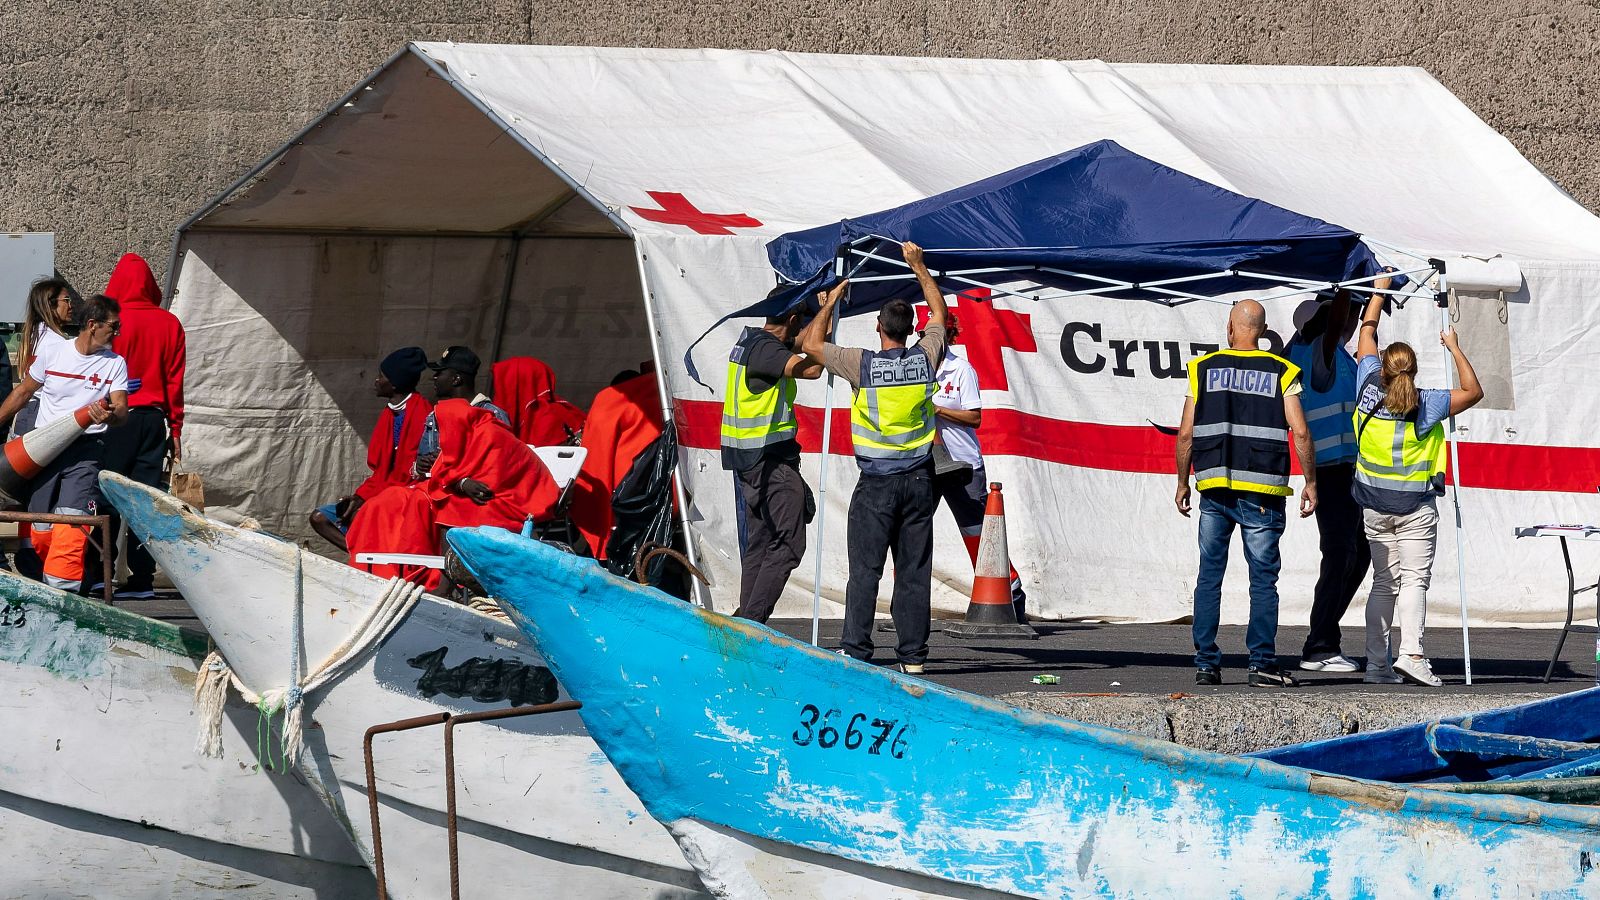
171, 232, 511, 542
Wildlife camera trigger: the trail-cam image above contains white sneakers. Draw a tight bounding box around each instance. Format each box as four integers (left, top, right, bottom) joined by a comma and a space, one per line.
1298, 654, 1361, 673
1393, 655, 1443, 687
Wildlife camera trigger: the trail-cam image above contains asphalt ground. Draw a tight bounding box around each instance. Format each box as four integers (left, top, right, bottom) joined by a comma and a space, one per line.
761, 617, 1596, 697
132, 590, 1595, 697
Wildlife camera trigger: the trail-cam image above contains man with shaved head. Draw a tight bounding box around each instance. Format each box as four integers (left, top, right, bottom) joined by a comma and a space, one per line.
1175, 298, 1317, 688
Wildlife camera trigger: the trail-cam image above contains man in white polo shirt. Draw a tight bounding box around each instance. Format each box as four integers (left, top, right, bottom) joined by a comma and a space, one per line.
0, 293, 128, 591
929, 314, 1028, 620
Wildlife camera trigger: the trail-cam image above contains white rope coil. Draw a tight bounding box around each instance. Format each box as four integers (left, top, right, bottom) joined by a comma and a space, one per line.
194, 558, 424, 766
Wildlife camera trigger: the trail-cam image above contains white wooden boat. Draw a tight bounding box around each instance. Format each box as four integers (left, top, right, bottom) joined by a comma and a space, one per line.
0, 571, 373, 898
100, 471, 707, 899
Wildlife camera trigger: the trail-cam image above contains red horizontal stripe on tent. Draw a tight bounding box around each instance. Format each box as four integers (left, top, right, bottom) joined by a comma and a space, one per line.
675, 399, 1600, 494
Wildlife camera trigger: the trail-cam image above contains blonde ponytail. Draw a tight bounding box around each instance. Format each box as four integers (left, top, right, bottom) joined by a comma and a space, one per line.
1380, 343, 1420, 416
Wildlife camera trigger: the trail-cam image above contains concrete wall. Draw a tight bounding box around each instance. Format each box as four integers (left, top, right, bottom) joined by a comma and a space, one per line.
4, 0, 1596, 292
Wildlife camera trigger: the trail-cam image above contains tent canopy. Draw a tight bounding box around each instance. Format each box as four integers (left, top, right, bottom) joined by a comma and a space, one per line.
757, 140, 1379, 321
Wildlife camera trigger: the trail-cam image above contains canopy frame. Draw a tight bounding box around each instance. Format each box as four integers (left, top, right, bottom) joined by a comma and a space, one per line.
804, 237, 1470, 676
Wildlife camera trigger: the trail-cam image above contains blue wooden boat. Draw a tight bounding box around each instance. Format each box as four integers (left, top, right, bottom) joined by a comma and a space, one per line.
447, 526, 1600, 899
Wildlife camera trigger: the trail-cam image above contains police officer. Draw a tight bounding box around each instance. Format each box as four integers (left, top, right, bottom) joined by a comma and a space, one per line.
1285, 288, 1369, 673
1175, 299, 1316, 687
802, 241, 948, 674
722, 290, 826, 622
1352, 284, 1482, 686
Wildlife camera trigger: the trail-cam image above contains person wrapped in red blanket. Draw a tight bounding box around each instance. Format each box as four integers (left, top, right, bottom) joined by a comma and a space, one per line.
568, 369, 664, 559
309, 347, 431, 552
492, 356, 587, 446
346, 398, 557, 589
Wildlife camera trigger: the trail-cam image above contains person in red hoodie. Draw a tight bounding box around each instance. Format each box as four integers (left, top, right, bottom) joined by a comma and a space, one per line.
491, 356, 586, 446
308, 347, 431, 552
101, 253, 185, 599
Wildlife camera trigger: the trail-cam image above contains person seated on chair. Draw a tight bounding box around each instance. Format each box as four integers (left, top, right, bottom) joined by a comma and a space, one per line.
567, 366, 664, 559
492, 356, 586, 447
310, 347, 431, 552
412, 346, 510, 479
346, 398, 558, 589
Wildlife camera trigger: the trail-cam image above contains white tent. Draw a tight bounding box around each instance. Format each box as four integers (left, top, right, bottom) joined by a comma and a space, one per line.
169, 43, 1600, 627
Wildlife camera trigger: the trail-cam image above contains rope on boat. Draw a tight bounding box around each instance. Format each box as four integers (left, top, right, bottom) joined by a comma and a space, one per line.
193, 553, 424, 766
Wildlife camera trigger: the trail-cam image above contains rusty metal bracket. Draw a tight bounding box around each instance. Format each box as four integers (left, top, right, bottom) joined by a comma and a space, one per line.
363, 700, 582, 900
633, 541, 709, 588
0, 511, 115, 603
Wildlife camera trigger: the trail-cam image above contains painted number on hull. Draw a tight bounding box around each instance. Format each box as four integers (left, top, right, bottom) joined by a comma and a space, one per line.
792, 704, 910, 758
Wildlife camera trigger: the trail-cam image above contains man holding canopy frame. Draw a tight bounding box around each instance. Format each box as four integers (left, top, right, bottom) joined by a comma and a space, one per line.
803, 242, 948, 674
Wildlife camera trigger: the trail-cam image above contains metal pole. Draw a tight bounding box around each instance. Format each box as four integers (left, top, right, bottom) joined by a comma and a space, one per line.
809, 261, 847, 646
488, 234, 523, 364
631, 243, 711, 609
1441, 295, 1473, 685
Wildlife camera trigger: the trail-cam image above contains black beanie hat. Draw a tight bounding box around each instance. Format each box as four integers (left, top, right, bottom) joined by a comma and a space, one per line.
380, 346, 428, 393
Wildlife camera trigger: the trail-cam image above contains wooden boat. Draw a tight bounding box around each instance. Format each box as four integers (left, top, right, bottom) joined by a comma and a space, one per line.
447, 525, 1600, 900
100, 472, 707, 899
1253, 689, 1600, 801
0, 571, 373, 898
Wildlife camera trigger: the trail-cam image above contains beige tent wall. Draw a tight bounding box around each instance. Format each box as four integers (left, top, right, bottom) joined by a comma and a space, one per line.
172, 230, 647, 538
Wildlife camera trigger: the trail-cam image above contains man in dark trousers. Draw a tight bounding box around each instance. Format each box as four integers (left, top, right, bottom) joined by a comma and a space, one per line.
101, 253, 184, 599
1175, 299, 1316, 688
802, 241, 947, 674
721, 288, 827, 622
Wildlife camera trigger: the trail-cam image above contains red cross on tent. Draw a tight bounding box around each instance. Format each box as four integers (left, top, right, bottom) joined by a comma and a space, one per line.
629, 191, 763, 235
917, 288, 1036, 391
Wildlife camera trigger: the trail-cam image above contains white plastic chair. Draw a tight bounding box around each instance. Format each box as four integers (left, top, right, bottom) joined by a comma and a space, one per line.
531, 445, 587, 494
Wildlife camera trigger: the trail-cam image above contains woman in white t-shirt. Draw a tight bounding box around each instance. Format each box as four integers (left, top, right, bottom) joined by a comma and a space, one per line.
13, 278, 76, 438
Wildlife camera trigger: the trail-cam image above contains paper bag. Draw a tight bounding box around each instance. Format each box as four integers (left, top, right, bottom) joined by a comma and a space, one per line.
170, 470, 205, 510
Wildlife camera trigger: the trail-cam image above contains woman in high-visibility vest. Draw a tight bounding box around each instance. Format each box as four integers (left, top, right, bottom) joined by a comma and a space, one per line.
1352, 285, 1483, 687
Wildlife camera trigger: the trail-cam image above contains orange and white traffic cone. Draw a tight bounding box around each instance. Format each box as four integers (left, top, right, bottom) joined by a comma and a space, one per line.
944, 483, 1038, 640
0, 402, 102, 508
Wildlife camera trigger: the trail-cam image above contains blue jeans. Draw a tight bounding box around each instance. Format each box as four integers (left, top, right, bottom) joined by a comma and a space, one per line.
1192, 489, 1287, 670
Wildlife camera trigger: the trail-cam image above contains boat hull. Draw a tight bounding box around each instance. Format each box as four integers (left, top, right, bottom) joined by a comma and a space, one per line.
0, 573, 373, 898
102, 472, 706, 899
448, 526, 1600, 900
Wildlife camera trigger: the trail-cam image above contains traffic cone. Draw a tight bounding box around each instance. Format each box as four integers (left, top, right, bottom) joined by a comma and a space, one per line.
0, 403, 101, 508
943, 483, 1038, 640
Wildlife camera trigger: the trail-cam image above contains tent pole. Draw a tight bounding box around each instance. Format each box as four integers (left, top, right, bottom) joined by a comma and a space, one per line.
631, 242, 711, 610
810, 261, 847, 647
489, 234, 523, 364
1440, 295, 1473, 685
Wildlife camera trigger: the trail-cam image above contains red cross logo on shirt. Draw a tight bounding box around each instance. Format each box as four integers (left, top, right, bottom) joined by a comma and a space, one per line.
87, 374, 102, 386
628, 192, 764, 235
918, 289, 1036, 391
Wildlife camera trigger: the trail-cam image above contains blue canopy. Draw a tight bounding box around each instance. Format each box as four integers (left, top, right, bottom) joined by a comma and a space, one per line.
754, 139, 1376, 319
685, 139, 1380, 383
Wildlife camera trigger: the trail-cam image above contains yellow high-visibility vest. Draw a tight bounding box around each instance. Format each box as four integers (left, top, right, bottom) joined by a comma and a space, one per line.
850, 346, 936, 475
721, 329, 796, 453
1353, 400, 1447, 509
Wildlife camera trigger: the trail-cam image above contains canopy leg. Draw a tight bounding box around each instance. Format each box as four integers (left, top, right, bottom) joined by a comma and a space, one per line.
633, 244, 710, 609
1442, 301, 1472, 685
809, 273, 846, 646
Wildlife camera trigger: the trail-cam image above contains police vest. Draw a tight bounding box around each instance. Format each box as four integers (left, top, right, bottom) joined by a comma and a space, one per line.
1351, 373, 1448, 515
1187, 349, 1299, 497
851, 345, 936, 475
721, 328, 797, 461
1286, 340, 1359, 466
